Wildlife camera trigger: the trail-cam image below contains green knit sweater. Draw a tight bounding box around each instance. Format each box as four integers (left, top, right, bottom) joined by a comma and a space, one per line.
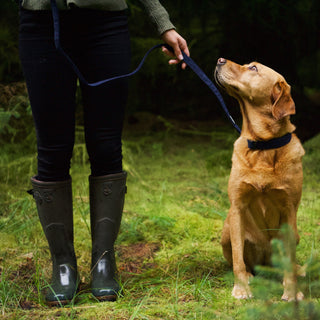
21, 0, 175, 35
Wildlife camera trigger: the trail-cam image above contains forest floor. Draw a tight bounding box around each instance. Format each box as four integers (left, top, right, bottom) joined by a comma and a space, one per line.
1, 115, 320, 319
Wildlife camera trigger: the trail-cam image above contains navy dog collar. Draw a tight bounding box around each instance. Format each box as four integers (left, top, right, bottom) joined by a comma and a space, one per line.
247, 133, 292, 150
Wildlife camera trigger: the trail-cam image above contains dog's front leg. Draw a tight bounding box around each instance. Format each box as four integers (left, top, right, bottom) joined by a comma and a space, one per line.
279, 209, 304, 302
229, 206, 253, 299
282, 269, 304, 302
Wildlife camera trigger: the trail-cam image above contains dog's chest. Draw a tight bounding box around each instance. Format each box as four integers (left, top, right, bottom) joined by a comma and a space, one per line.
233, 150, 283, 191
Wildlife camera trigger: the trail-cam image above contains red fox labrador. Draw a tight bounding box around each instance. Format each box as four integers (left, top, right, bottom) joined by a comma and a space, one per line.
214, 58, 305, 300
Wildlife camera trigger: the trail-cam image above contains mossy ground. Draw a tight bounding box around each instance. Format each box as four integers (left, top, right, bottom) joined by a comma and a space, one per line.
1, 118, 319, 319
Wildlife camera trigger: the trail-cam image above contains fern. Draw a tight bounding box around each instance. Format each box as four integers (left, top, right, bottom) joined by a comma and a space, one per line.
247, 225, 320, 320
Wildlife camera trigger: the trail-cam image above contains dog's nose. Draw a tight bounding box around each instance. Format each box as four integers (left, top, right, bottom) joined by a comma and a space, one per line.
217, 58, 227, 65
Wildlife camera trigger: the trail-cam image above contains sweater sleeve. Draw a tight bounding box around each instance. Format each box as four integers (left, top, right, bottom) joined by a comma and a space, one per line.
21, 0, 67, 10
138, 0, 175, 35
21, 0, 175, 35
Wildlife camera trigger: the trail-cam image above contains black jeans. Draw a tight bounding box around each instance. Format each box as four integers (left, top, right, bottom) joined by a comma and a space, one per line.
19, 7, 131, 181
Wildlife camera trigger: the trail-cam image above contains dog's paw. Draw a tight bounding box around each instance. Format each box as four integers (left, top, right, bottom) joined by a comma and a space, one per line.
296, 291, 304, 301
232, 283, 253, 300
281, 291, 304, 302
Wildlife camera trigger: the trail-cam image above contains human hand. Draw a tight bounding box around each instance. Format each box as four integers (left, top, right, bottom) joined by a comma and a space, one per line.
161, 29, 189, 70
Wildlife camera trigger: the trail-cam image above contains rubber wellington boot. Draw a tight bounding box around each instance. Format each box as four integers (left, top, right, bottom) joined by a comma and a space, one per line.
29, 177, 79, 306
89, 172, 127, 301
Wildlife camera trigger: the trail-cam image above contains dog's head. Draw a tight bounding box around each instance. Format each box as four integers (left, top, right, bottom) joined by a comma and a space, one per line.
214, 58, 295, 120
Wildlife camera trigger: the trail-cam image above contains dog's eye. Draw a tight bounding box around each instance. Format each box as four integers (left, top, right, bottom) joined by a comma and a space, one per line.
249, 65, 258, 72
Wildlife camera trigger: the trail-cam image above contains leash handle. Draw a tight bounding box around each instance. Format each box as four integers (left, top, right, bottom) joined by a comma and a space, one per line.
51, 0, 167, 86
51, 0, 162, 87
50, 0, 241, 134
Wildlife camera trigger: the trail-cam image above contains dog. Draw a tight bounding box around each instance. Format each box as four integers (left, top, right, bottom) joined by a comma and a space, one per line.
214, 58, 305, 300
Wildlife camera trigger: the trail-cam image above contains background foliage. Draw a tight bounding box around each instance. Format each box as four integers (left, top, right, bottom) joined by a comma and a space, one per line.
0, 0, 320, 142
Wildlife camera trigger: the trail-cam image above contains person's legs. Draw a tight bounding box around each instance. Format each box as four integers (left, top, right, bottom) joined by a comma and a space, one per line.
19, 9, 77, 182
73, 9, 130, 300
19, 8, 78, 305
77, 10, 130, 176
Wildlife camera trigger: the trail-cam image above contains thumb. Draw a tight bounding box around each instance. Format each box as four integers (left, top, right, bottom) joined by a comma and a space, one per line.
172, 44, 183, 61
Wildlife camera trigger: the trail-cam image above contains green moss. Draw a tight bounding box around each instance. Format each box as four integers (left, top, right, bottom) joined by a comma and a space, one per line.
1, 124, 320, 319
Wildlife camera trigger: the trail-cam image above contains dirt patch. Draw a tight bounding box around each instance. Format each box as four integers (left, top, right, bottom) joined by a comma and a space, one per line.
6, 255, 40, 310
117, 242, 160, 274
19, 300, 36, 310
0, 82, 27, 107
10, 256, 36, 282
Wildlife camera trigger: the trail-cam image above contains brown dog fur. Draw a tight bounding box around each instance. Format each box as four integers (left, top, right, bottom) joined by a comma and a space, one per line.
214, 59, 305, 300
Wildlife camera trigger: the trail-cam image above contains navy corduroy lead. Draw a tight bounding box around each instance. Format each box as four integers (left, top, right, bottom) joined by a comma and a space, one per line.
51, 0, 293, 150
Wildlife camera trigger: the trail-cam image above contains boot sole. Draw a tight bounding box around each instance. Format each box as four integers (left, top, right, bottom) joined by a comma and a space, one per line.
46, 299, 73, 307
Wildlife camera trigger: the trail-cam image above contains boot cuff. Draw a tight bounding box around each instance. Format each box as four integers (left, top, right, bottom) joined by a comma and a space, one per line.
89, 171, 127, 183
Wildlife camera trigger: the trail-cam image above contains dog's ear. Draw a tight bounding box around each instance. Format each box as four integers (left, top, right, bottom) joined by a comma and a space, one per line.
271, 81, 295, 120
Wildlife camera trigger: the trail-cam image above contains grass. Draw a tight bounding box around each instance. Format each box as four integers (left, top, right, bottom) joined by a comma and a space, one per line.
0, 118, 320, 319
